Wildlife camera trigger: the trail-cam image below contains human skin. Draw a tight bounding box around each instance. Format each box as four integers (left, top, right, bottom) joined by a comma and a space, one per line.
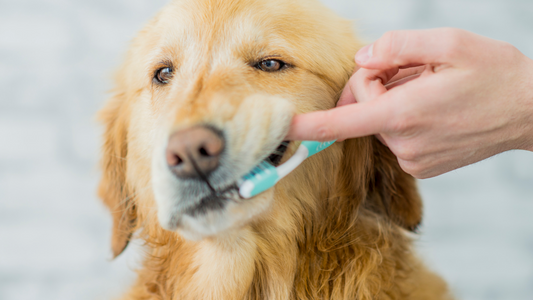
286, 28, 533, 179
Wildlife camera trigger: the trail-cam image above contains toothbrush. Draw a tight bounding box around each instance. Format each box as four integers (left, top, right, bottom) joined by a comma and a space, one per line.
238, 140, 336, 199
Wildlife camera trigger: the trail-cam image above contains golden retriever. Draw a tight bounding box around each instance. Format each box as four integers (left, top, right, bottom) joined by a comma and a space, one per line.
98, 0, 453, 299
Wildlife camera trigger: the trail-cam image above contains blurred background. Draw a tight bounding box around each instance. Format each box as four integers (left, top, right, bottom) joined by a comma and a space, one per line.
1, 0, 532, 299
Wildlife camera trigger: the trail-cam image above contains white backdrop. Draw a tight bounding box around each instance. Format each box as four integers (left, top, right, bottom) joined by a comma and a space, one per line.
0, 0, 532, 299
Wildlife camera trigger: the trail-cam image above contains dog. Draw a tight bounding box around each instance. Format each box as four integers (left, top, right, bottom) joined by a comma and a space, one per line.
98, 0, 452, 299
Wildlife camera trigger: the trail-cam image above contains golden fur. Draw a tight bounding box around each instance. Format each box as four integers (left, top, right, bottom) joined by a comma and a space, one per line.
98, 0, 453, 299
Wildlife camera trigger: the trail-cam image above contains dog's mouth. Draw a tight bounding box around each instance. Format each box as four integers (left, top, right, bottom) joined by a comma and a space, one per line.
186, 141, 291, 214
265, 141, 290, 167
184, 182, 239, 216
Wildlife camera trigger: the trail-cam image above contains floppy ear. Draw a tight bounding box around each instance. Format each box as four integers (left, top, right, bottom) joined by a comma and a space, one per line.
341, 137, 422, 231
365, 137, 423, 231
98, 91, 137, 258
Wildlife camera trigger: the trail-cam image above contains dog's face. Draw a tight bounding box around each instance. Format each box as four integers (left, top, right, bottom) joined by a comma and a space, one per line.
101, 0, 359, 242
100, 0, 422, 258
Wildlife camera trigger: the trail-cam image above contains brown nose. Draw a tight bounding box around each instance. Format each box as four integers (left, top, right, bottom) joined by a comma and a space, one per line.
166, 126, 225, 179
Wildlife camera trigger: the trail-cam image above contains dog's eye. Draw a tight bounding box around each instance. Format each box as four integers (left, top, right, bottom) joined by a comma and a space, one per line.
257, 59, 286, 72
154, 67, 173, 84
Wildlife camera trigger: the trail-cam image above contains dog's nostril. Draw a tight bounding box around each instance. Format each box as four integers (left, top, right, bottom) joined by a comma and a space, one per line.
165, 126, 225, 179
166, 152, 184, 167
199, 146, 209, 157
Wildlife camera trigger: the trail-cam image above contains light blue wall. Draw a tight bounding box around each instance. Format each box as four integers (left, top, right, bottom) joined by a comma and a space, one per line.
0, 1, 531, 299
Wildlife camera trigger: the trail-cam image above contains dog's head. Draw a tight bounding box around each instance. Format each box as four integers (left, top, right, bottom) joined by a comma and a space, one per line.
99, 0, 422, 257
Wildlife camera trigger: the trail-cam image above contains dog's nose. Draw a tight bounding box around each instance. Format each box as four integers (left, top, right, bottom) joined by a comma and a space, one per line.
166, 126, 224, 179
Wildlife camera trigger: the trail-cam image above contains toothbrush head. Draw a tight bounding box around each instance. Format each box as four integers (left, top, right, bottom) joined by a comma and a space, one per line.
238, 140, 335, 199
239, 160, 279, 199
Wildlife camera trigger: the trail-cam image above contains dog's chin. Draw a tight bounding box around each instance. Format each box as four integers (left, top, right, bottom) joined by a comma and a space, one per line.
158, 190, 274, 241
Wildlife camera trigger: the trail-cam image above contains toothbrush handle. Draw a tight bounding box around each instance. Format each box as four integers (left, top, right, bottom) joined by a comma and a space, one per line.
276, 140, 335, 179
301, 140, 336, 157
275, 145, 309, 178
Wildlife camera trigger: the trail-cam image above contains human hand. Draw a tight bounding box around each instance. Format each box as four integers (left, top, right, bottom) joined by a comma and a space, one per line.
286, 28, 533, 178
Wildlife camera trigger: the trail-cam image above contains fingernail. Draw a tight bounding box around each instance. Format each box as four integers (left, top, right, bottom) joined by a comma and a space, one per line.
355, 43, 374, 64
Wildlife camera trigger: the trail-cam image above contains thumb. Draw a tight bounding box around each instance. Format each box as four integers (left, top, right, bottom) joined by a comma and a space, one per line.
356, 28, 465, 70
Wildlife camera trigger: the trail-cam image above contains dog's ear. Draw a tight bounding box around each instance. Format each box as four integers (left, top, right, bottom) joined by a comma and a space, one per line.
365, 138, 422, 231
97, 91, 136, 258
341, 137, 422, 231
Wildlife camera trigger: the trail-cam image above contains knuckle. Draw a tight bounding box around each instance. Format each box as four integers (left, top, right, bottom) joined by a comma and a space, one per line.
439, 28, 465, 60
499, 41, 520, 60
315, 113, 336, 141
441, 27, 464, 41
316, 126, 333, 141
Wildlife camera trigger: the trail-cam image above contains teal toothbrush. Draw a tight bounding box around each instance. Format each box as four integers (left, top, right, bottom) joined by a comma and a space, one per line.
238, 141, 335, 198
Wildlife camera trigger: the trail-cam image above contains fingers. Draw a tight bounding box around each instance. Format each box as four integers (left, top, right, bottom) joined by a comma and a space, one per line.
356, 28, 469, 70
337, 83, 356, 107
287, 70, 442, 142
350, 67, 395, 104
285, 99, 394, 141
338, 65, 427, 107
385, 73, 421, 90
384, 66, 429, 90
292, 65, 428, 141
387, 66, 427, 85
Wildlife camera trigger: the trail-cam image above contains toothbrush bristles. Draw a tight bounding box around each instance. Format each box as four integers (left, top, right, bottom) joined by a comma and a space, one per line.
242, 160, 275, 184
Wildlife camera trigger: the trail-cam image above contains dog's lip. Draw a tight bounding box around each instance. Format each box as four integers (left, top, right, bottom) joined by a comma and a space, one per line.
183, 183, 240, 215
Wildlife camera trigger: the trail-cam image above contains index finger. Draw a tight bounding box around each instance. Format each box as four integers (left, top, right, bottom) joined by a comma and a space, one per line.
285, 99, 395, 141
